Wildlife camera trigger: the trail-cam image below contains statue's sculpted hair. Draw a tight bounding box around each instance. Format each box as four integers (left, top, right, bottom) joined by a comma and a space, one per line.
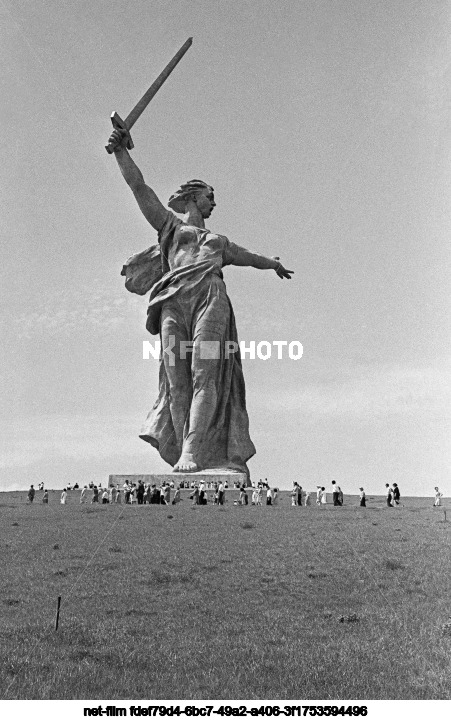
168, 179, 213, 213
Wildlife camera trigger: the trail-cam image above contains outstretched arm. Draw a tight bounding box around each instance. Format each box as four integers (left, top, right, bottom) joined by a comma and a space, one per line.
108, 128, 168, 231
231, 246, 294, 279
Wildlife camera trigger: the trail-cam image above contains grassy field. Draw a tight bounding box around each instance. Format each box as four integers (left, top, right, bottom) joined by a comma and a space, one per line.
0, 490, 450, 700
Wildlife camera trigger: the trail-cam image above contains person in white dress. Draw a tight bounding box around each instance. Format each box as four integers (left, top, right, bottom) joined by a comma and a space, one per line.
434, 487, 443, 507
316, 486, 322, 505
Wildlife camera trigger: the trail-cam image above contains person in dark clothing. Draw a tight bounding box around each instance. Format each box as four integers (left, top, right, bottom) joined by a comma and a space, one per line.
297, 485, 303, 507
136, 481, 145, 504
359, 487, 366, 507
392, 483, 401, 506
331, 480, 342, 506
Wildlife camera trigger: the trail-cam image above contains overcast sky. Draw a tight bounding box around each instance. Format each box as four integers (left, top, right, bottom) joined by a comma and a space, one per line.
1, 0, 450, 494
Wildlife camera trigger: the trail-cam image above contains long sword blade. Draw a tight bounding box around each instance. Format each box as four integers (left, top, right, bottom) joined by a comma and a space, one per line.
125, 37, 193, 130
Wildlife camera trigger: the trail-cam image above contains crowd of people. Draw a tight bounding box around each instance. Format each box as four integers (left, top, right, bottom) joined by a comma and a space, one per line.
26, 480, 445, 508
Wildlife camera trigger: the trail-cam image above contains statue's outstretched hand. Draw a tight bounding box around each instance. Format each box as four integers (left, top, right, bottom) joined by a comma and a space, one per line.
107, 127, 129, 153
272, 256, 294, 279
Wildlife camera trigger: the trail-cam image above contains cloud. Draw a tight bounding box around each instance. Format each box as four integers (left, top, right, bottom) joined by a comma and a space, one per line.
6, 284, 143, 339
251, 363, 451, 420
0, 413, 154, 470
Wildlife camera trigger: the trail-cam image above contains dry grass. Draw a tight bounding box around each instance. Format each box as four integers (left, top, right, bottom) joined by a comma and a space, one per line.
0, 490, 450, 700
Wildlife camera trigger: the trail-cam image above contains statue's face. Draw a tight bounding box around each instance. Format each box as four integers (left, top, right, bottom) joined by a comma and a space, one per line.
194, 187, 216, 218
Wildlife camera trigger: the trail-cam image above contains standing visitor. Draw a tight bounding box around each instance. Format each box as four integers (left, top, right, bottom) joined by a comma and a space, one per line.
385, 484, 393, 507
316, 486, 322, 505
190, 485, 199, 506
252, 487, 259, 505
136, 481, 145, 505
291, 486, 297, 506
212, 483, 219, 504
60, 489, 67, 504
164, 483, 171, 505
297, 485, 303, 507
27, 485, 35, 503
198, 481, 206, 505
172, 486, 181, 504
124, 482, 131, 504
434, 487, 443, 507
331, 480, 342, 506
304, 492, 311, 506
80, 486, 88, 503
102, 489, 109, 504
331, 480, 338, 505
320, 487, 327, 505
92, 486, 99, 503
392, 483, 401, 507
359, 487, 366, 507
129, 484, 137, 504
42, 490, 49, 504
110, 485, 117, 504
217, 481, 225, 506
266, 487, 272, 506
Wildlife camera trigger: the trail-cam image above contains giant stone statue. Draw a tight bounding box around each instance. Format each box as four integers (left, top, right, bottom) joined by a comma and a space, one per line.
106, 41, 293, 477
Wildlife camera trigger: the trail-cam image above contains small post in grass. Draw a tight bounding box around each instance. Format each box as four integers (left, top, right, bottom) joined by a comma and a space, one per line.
55, 595, 61, 631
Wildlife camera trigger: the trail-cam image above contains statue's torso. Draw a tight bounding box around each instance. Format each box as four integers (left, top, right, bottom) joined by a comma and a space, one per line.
168, 224, 228, 272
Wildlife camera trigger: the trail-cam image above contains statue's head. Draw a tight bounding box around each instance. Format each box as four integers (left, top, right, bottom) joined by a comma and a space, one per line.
168, 179, 215, 217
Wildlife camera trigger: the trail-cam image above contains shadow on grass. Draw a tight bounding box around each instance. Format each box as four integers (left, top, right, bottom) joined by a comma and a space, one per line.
385, 559, 405, 571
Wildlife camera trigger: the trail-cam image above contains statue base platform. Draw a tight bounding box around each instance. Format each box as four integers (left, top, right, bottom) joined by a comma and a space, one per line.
108, 469, 249, 488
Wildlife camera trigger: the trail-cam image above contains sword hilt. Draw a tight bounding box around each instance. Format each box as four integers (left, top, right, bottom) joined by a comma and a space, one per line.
105, 112, 134, 154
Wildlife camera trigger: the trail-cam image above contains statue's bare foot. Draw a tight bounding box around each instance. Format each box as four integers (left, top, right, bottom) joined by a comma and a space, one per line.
173, 452, 198, 472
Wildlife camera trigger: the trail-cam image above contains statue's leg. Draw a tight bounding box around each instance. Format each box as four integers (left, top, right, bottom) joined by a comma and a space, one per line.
161, 300, 192, 455
175, 280, 229, 471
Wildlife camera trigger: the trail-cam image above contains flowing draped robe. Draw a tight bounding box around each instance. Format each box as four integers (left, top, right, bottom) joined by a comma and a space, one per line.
121, 210, 256, 472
